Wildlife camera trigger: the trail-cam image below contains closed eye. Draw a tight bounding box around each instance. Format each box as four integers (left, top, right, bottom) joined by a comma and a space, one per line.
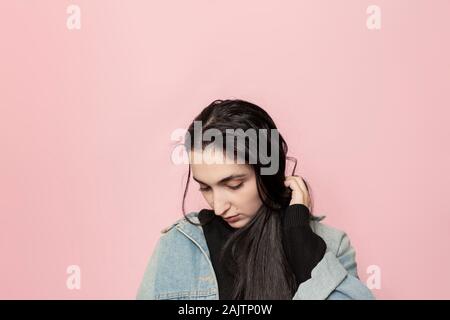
228, 183, 243, 190
198, 183, 243, 192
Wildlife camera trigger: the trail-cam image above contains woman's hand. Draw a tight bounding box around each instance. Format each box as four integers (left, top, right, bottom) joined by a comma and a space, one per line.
284, 175, 311, 210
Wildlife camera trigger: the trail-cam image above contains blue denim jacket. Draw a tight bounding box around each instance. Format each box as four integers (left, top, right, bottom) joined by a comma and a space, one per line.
136, 211, 375, 300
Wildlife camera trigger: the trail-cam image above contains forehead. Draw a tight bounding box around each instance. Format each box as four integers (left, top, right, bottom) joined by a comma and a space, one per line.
189, 149, 252, 183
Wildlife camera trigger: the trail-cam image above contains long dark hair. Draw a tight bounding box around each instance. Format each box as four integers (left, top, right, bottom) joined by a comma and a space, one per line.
181, 99, 315, 299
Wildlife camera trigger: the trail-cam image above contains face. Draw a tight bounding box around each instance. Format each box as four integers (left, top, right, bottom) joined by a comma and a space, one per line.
189, 149, 263, 228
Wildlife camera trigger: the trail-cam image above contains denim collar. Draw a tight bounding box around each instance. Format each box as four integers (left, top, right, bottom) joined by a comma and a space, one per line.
174, 212, 210, 255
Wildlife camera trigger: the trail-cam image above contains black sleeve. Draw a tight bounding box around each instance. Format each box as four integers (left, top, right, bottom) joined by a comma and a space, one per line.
281, 204, 327, 286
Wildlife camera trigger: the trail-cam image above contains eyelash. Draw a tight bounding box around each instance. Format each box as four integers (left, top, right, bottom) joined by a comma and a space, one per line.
199, 183, 243, 192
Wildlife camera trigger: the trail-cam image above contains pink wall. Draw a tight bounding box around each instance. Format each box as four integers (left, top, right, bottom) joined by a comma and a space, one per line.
1, 0, 449, 299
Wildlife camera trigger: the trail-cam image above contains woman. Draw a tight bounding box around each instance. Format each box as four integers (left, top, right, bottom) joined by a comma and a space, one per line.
137, 99, 375, 300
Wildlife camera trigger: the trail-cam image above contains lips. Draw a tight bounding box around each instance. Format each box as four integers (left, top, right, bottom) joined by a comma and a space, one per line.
224, 214, 239, 222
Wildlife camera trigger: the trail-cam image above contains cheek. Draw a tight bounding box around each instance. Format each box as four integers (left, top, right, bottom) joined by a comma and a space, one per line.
238, 184, 262, 215
201, 192, 213, 206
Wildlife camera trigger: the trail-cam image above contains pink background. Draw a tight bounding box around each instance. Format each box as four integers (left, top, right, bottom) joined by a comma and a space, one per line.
1, 0, 449, 299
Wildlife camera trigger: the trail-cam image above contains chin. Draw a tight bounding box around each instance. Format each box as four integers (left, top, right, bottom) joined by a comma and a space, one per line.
228, 218, 248, 228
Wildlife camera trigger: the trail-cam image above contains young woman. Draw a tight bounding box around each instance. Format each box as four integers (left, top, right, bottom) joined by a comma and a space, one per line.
137, 99, 375, 300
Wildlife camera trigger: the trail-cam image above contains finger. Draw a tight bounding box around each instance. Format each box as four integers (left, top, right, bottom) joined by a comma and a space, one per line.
284, 178, 306, 205
284, 176, 302, 192
284, 178, 299, 190
292, 176, 309, 196
285, 176, 305, 193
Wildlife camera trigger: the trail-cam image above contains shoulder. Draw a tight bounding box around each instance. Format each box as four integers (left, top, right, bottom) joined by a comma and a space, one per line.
151, 211, 203, 263
309, 216, 353, 257
159, 211, 199, 234
310, 216, 360, 278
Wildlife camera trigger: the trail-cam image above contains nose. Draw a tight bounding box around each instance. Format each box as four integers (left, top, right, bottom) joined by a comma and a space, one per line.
212, 191, 230, 217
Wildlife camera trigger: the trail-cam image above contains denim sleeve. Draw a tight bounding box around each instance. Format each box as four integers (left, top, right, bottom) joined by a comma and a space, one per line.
292, 232, 376, 300
136, 237, 163, 300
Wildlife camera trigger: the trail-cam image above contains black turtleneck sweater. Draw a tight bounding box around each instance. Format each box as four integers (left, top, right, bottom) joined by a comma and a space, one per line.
198, 208, 237, 299
198, 204, 327, 300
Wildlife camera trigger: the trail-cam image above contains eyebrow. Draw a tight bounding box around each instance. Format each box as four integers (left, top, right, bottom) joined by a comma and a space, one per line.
192, 174, 248, 186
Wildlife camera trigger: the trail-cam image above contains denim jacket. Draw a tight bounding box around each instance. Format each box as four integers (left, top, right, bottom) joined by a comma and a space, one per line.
136, 211, 375, 300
